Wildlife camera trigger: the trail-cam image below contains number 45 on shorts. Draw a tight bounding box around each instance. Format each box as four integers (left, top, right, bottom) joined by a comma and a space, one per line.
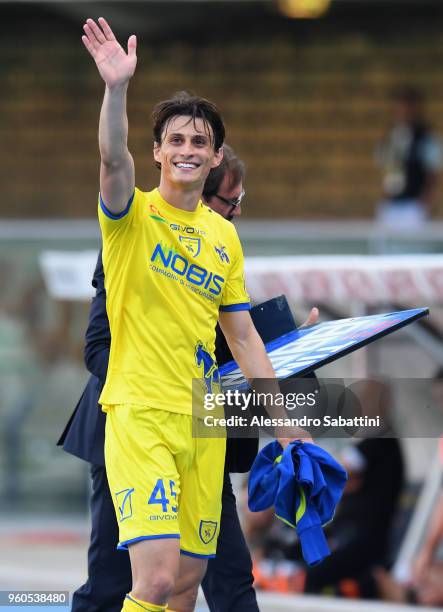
148, 478, 178, 514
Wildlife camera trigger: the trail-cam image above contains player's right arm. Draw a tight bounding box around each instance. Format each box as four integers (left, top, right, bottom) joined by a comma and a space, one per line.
82, 17, 137, 214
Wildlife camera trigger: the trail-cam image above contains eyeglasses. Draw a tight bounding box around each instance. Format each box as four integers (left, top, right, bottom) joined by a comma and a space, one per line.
214, 189, 245, 209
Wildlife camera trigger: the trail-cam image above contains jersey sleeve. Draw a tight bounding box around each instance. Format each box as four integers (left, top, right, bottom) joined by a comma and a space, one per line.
98, 188, 142, 243
219, 226, 250, 312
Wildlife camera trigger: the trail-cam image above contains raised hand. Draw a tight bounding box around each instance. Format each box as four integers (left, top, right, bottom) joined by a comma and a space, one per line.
82, 17, 137, 88
300, 307, 319, 328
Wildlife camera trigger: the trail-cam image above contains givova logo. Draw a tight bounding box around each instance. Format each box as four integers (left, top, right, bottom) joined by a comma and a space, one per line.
151, 242, 224, 296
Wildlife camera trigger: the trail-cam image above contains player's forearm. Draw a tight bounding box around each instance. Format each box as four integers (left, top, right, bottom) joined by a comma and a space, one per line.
99, 84, 130, 167
227, 326, 275, 381
230, 332, 308, 444
228, 328, 287, 414
220, 309, 281, 401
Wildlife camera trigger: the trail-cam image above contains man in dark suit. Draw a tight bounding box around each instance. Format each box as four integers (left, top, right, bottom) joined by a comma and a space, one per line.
59, 146, 262, 612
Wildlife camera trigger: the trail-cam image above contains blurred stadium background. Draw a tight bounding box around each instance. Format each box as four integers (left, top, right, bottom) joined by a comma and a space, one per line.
1, 0, 443, 610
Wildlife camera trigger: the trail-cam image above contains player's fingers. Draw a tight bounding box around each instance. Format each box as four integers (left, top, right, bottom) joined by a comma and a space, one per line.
86, 18, 107, 44
308, 307, 319, 324
83, 23, 100, 51
127, 34, 137, 56
300, 307, 319, 328
98, 17, 116, 41
278, 438, 290, 449
82, 35, 96, 57
279, 436, 313, 448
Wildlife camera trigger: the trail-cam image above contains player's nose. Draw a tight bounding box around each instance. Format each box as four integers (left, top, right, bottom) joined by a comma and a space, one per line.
181, 138, 197, 157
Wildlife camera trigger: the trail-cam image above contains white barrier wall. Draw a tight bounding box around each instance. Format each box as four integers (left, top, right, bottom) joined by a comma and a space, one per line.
39, 250, 443, 305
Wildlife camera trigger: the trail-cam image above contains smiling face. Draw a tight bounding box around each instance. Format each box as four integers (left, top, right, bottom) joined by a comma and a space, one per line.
153, 115, 223, 191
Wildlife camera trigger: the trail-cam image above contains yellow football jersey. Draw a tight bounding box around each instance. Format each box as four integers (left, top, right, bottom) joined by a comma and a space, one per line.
98, 187, 250, 415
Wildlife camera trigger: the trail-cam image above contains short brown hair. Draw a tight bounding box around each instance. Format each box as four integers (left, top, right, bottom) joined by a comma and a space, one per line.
152, 91, 225, 151
203, 144, 245, 200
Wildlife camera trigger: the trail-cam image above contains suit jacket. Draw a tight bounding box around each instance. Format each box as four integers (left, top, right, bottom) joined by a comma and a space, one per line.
58, 253, 109, 466
58, 252, 298, 471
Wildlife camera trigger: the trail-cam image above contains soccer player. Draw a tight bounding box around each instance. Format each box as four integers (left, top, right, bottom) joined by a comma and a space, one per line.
82, 17, 294, 611
59, 144, 259, 612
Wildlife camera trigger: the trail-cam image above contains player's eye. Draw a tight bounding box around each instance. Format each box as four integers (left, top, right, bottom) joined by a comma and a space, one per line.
193, 137, 207, 146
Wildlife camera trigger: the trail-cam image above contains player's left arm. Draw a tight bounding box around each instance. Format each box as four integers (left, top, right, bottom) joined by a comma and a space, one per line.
218, 224, 316, 444
219, 309, 274, 381
219, 310, 313, 446
218, 305, 319, 373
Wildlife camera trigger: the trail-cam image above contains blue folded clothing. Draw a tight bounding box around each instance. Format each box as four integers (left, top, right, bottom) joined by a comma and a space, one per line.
248, 440, 347, 565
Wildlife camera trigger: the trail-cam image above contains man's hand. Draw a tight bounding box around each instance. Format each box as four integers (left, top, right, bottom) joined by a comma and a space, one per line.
277, 429, 314, 449
82, 18, 137, 88
301, 307, 319, 328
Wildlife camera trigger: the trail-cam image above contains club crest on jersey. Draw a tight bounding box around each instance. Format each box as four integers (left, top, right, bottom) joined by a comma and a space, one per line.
214, 243, 230, 264
115, 487, 135, 522
179, 235, 201, 257
199, 520, 218, 544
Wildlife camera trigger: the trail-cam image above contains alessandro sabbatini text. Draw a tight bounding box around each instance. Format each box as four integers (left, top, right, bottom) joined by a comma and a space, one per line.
198, 384, 382, 436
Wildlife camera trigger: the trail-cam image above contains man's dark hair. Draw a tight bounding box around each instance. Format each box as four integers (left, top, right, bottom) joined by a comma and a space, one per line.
152, 91, 225, 152
203, 144, 245, 201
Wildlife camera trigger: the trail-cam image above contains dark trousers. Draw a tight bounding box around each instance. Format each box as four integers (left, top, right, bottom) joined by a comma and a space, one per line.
72, 465, 258, 612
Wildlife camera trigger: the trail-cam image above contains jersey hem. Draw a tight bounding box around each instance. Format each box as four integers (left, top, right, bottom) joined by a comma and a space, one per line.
117, 534, 180, 550
100, 401, 193, 416
125, 595, 157, 611
180, 548, 216, 559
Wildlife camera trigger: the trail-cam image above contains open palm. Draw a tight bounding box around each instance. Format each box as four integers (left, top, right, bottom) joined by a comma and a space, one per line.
82, 17, 137, 87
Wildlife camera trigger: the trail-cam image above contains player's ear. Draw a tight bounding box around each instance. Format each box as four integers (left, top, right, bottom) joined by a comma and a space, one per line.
211, 146, 224, 169
153, 141, 161, 164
